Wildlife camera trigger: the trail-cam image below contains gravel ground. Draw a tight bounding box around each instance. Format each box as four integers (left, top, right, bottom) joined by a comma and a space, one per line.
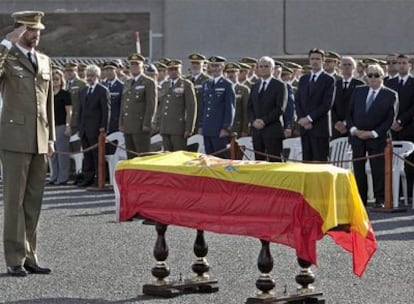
0, 182, 413, 304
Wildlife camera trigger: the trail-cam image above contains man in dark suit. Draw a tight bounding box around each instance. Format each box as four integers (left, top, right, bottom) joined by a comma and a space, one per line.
247, 56, 287, 161
347, 64, 397, 207
388, 54, 414, 200
295, 48, 335, 161
331, 56, 364, 138
198, 56, 235, 157
78, 64, 110, 187
102, 61, 123, 134
0, 11, 55, 277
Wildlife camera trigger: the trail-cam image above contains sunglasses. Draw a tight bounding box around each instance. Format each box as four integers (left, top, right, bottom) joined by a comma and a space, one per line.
367, 73, 381, 78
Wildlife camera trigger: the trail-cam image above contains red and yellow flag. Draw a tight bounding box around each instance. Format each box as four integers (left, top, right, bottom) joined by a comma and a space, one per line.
115, 151, 376, 277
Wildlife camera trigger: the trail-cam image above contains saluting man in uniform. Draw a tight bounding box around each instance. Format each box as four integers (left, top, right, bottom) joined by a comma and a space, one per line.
119, 53, 157, 158
198, 56, 235, 157
157, 59, 197, 151
0, 11, 55, 276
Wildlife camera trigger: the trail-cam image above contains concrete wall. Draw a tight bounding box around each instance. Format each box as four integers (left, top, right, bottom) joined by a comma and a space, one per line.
1, 0, 413, 62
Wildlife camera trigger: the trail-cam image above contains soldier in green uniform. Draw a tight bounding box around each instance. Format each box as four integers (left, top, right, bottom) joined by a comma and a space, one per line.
240, 57, 259, 84
224, 62, 250, 137
157, 60, 197, 151
238, 62, 254, 89
0, 11, 54, 276
119, 53, 157, 158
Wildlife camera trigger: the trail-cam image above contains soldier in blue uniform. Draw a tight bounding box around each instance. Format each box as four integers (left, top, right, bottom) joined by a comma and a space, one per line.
198, 56, 235, 158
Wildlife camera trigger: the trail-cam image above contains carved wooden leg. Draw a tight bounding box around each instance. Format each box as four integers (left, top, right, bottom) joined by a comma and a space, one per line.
192, 229, 210, 281
295, 258, 315, 294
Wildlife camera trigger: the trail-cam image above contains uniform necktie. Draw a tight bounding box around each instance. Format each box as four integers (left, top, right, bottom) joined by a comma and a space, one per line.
27, 52, 37, 72
365, 90, 376, 112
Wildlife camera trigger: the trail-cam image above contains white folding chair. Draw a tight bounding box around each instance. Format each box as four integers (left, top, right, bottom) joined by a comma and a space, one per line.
366, 140, 414, 207
282, 137, 302, 161
236, 136, 254, 160
329, 137, 352, 169
105, 132, 127, 185
187, 134, 205, 153
69, 134, 83, 174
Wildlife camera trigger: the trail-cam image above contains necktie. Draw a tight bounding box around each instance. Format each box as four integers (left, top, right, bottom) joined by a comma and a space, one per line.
66, 80, 72, 91
365, 90, 376, 112
191, 76, 196, 83
343, 81, 348, 89
260, 81, 266, 93
311, 74, 316, 83
399, 78, 404, 87
27, 52, 37, 72
87, 87, 93, 95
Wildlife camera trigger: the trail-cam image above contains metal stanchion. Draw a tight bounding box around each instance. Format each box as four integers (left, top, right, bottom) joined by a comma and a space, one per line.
87, 130, 112, 192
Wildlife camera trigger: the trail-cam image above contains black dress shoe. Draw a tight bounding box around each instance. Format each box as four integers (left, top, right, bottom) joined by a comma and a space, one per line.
78, 180, 93, 187
23, 263, 51, 274
7, 266, 27, 277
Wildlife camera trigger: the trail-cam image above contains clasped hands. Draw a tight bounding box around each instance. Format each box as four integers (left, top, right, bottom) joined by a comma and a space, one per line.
298, 117, 313, 130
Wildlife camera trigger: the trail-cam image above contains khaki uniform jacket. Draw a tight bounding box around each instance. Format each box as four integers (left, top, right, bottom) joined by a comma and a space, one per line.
186, 73, 210, 131
119, 73, 157, 134
0, 44, 55, 154
233, 83, 250, 135
157, 77, 197, 135
68, 77, 87, 130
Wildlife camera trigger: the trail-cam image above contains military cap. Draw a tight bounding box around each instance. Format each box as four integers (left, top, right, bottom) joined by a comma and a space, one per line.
273, 60, 284, 67
362, 58, 379, 65
103, 60, 118, 69
158, 57, 171, 65
238, 63, 251, 71
63, 62, 78, 70
128, 53, 145, 62
240, 57, 258, 65
153, 61, 167, 71
208, 56, 226, 63
325, 51, 341, 61
302, 65, 312, 73
146, 64, 158, 73
51, 63, 62, 71
224, 62, 240, 72
188, 53, 206, 62
377, 59, 387, 66
167, 59, 182, 68
78, 63, 87, 69
284, 61, 302, 69
281, 66, 293, 75
12, 11, 45, 30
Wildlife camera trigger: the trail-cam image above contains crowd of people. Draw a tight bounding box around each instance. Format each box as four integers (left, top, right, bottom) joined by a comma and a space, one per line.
0, 9, 411, 278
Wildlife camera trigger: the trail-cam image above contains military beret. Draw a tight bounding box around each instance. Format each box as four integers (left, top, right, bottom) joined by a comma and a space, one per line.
146, 64, 158, 73
238, 63, 251, 71
208, 56, 226, 63
224, 62, 240, 72
188, 53, 206, 62
12, 10, 45, 30
284, 61, 302, 69
128, 53, 145, 62
281, 66, 293, 75
63, 62, 78, 70
325, 51, 341, 61
240, 57, 258, 65
167, 59, 182, 68
153, 61, 167, 71
158, 57, 171, 65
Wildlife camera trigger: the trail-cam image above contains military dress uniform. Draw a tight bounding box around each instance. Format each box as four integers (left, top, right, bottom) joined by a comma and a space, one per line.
158, 75, 197, 151
0, 11, 55, 270
232, 83, 250, 136
120, 56, 157, 158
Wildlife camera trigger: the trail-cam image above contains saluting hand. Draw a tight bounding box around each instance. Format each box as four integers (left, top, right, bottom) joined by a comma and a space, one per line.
5, 25, 26, 43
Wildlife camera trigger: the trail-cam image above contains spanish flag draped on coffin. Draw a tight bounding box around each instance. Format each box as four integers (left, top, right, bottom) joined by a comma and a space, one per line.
115, 151, 376, 277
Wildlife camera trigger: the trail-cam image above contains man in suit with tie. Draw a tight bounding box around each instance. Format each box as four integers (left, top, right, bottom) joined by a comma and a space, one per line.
0, 11, 55, 276
199, 56, 235, 157
295, 48, 335, 161
388, 54, 414, 200
347, 64, 398, 207
331, 56, 364, 138
157, 60, 196, 151
119, 53, 157, 158
77, 64, 110, 187
247, 56, 287, 162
